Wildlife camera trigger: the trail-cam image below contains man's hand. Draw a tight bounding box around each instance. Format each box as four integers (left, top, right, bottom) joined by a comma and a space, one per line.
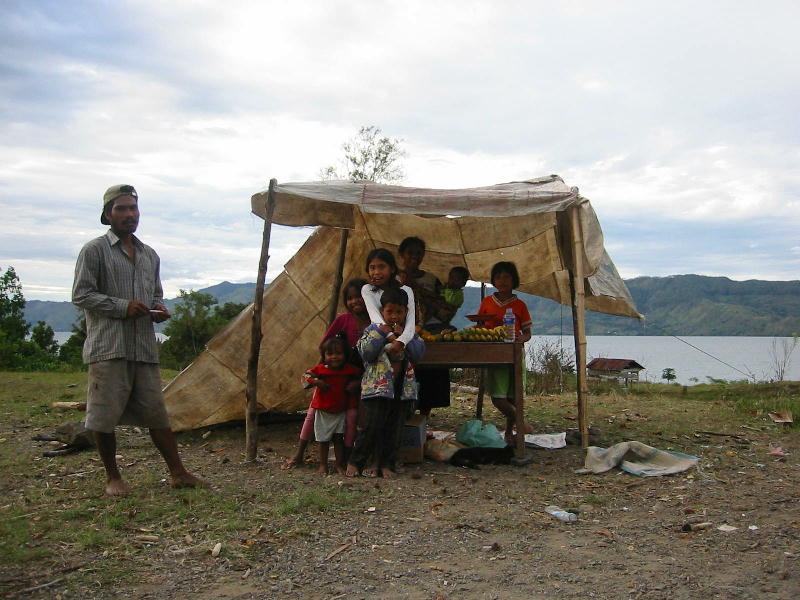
150, 303, 171, 323
126, 300, 150, 319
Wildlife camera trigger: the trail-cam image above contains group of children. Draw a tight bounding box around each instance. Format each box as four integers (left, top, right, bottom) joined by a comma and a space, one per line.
289, 244, 533, 477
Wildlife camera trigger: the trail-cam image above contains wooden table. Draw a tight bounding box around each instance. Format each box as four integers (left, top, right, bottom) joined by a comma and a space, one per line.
417, 341, 532, 464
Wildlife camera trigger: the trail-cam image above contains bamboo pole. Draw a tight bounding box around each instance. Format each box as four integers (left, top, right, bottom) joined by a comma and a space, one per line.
327, 229, 350, 325
475, 282, 487, 419
513, 341, 525, 458
569, 204, 590, 448
245, 178, 277, 462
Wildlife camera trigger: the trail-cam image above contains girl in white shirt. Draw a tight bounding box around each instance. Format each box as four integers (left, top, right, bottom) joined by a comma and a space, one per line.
361, 248, 416, 360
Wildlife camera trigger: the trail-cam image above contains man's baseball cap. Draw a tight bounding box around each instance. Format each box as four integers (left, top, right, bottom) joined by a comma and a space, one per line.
101, 184, 138, 225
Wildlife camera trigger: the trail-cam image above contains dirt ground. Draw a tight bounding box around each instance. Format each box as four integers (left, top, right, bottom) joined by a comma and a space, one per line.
2, 384, 799, 600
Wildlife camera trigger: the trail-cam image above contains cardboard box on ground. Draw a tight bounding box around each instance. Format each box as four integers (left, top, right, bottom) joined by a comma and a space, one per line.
398, 414, 427, 463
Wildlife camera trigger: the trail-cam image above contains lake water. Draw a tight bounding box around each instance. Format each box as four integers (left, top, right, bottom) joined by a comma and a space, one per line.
54, 332, 798, 386
527, 335, 799, 385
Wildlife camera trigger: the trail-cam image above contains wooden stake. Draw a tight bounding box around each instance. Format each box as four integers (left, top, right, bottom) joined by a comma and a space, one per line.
475, 282, 486, 420
245, 178, 277, 462
513, 341, 525, 458
327, 229, 350, 325
569, 205, 590, 448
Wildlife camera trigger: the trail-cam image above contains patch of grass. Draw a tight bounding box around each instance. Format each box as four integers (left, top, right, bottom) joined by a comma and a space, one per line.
0, 369, 179, 427
0, 507, 52, 562
60, 505, 91, 521
583, 493, 608, 506
73, 527, 112, 551
0, 371, 88, 429
273, 487, 361, 516
105, 514, 128, 530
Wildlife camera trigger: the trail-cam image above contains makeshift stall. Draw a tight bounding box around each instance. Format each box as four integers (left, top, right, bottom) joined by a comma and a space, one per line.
417, 341, 528, 462
162, 176, 641, 460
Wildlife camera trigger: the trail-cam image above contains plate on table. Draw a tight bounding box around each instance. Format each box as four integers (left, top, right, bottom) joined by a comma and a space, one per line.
465, 314, 492, 322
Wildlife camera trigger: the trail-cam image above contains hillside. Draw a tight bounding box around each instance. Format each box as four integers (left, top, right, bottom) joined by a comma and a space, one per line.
24, 281, 261, 332
25, 275, 800, 336
454, 276, 800, 336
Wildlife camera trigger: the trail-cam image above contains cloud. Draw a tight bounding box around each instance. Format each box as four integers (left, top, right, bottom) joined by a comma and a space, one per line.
1, 0, 799, 301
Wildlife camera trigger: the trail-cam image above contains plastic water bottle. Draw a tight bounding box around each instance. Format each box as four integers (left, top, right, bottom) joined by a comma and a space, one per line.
545, 505, 577, 522
503, 308, 516, 342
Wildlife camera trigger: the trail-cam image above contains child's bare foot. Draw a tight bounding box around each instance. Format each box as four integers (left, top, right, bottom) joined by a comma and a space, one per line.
283, 456, 301, 469
334, 464, 347, 476
317, 464, 328, 475
345, 463, 360, 477
170, 472, 207, 489
380, 467, 397, 479
105, 477, 129, 497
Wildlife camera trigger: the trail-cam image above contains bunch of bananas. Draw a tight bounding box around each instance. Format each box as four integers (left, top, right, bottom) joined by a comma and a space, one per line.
418, 325, 508, 342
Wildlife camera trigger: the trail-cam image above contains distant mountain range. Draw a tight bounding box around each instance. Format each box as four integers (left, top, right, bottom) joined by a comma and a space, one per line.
26, 275, 800, 336
25, 281, 255, 333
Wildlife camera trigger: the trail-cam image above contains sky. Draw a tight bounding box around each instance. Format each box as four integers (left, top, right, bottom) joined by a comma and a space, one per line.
1, 0, 799, 302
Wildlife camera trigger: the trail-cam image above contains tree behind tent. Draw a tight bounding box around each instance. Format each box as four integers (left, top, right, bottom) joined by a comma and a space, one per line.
320, 125, 405, 183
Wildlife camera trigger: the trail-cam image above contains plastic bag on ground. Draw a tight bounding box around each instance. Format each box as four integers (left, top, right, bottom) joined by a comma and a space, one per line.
456, 419, 507, 448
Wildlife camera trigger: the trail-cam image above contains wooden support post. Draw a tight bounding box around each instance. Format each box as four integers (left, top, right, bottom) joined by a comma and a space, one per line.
510, 335, 533, 465
327, 229, 350, 325
569, 205, 590, 448
245, 178, 277, 462
513, 342, 525, 456
475, 282, 486, 420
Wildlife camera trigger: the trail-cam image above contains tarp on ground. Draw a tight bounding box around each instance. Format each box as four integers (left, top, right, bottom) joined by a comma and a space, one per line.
163, 176, 641, 431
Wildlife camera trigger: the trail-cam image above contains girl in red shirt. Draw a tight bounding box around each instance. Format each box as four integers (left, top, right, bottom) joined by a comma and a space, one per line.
286, 279, 369, 469
477, 261, 534, 444
301, 335, 362, 475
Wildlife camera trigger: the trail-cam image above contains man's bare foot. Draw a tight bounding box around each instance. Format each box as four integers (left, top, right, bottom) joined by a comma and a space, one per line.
361, 467, 379, 478
105, 477, 129, 497
170, 472, 207, 489
345, 463, 360, 477
380, 467, 397, 479
334, 464, 347, 476
283, 457, 300, 469
317, 464, 329, 475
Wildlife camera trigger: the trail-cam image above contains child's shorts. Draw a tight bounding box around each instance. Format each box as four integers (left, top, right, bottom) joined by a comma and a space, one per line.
314, 409, 346, 442
486, 363, 527, 400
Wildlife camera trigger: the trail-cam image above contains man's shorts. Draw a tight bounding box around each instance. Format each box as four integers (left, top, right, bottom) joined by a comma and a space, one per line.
314, 409, 346, 442
85, 359, 171, 433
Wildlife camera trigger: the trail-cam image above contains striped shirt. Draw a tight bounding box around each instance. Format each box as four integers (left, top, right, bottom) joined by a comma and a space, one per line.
72, 230, 163, 364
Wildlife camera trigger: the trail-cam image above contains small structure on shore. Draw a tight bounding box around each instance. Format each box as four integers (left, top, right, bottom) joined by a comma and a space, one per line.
587, 358, 644, 386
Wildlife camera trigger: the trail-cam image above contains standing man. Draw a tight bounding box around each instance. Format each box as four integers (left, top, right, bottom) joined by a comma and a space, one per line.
73, 184, 204, 496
